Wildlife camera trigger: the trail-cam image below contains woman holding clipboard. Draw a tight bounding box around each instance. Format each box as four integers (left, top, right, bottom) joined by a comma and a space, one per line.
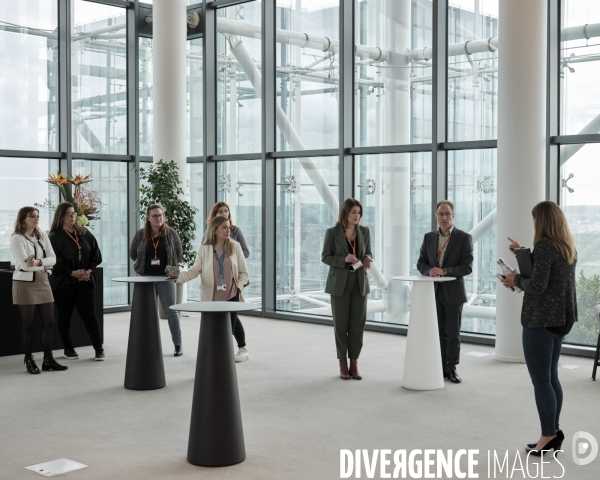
500, 201, 577, 457
321, 198, 373, 380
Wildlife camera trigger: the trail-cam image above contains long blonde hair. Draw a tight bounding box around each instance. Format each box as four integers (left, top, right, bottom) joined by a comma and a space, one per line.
532, 201, 577, 265
203, 216, 235, 257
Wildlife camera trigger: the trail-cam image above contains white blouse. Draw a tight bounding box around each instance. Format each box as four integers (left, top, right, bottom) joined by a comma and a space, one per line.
10, 232, 56, 272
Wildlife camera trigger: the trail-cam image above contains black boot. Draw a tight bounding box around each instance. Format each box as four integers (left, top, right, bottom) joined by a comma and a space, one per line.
42, 355, 68, 371
24, 354, 40, 374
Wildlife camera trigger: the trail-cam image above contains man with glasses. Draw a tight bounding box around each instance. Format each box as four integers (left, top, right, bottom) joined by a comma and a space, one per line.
417, 200, 473, 384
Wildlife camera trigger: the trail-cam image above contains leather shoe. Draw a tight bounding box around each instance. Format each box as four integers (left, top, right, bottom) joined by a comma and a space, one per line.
448, 370, 461, 383
339, 360, 350, 380
174, 345, 183, 357
349, 359, 362, 380
528, 430, 564, 449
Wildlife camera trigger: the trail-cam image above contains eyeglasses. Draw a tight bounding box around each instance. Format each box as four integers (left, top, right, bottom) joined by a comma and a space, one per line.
150, 214, 163, 219
436, 212, 453, 218
27, 215, 40, 219
65, 212, 77, 217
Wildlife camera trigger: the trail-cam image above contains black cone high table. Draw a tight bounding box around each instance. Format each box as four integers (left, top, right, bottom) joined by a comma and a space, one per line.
112, 276, 172, 390
170, 301, 259, 467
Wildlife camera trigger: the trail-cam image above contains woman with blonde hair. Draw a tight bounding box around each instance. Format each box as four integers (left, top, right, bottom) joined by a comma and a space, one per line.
207, 202, 250, 258
501, 200, 578, 457
130, 204, 184, 356
175, 215, 250, 361
10, 206, 67, 373
321, 198, 373, 380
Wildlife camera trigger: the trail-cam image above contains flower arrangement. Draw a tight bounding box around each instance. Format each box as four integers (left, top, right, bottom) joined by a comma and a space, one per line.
45, 173, 102, 227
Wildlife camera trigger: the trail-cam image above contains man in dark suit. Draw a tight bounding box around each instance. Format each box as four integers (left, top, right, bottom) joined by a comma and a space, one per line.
417, 200, 473, 384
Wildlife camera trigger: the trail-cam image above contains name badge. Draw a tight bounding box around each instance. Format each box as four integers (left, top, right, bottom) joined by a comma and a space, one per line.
352, 260, 363, 271
151, 259, 161, 266
217, 284, 227, 291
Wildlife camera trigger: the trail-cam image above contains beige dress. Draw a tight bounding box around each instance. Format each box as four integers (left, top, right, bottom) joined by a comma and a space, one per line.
13, 270, 53, 305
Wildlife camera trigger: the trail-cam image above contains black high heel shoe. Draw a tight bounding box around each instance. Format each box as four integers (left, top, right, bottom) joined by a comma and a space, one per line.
24, 354, 40, 374
526, 435, 564, 456
527, 430, 564, 449
42, 355, 68, 371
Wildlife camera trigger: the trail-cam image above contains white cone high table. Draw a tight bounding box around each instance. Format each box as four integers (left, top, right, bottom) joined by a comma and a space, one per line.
112, 276, 173, 390
170, 301, 260, 467
391, 276, 456, 390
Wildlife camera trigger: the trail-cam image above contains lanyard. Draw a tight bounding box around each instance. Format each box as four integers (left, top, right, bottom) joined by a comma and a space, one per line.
63, 228, 82, 261
151, 234, 161, 259
437, 234, 451, 262
213, 246, 226, 280
344, 231, 357, 257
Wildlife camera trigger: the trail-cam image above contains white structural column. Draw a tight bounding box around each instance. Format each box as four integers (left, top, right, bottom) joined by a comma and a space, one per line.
495, 0, 547, 362
153, 0, 187, 189
381, 0, 411, 324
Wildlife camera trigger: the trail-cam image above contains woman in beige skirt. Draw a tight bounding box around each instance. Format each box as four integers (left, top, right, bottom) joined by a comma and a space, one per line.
10, 206, 67, 374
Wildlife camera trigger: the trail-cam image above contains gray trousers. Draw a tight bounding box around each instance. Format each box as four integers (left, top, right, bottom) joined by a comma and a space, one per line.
155, 281, 182, 347
330, 272, 367, 360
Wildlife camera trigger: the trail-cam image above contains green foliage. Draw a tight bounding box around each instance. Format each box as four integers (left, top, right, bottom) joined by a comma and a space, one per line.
138, 160, 199, 267
567, 270, 600, 346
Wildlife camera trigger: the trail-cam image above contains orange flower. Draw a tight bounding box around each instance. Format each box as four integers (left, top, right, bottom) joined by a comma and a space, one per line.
69, 174, 92, 186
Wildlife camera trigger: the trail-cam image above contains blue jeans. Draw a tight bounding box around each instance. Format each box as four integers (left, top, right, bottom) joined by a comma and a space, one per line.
155, 281, 182, 347
522, 326, 564, 436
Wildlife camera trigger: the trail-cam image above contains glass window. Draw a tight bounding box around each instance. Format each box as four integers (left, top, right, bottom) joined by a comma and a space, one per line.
355, 0, 433, 146
276, 1, 340, 151
216, 2, 262, 155
188, 38, 203, 157
447, 1, 499, 142
355, 153, 432, 324
72, 160, 129, 307
0, 0, 58, 151
186, 162, 204, 301
217, 161, 262, 305
139, 37, 153, 157
560, 144, 600, 347
560, 1, 600, 135
140, 37, 204, 157
448, 148, 497, 335
276, 156, 339, 314
0, 158, 59, 261
72, 1, 127, 154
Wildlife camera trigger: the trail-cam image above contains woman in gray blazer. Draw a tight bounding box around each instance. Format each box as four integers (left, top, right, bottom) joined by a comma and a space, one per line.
322, 198, 373, 380
130, 204, 183, 356
501, 201, 577, 457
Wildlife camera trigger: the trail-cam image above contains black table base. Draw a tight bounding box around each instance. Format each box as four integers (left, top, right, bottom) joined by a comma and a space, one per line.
187, 311, 245, 466
124, 282, 166, 390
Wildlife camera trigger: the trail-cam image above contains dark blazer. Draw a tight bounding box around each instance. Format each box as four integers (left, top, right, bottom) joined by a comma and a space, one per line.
417, 228, 473, 305
49, 228, 102, 290
321, 225, 372, 297
515, 238, 578, 329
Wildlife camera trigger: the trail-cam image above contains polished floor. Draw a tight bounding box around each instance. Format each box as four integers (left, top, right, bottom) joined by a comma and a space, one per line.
1, 312, 599, 480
